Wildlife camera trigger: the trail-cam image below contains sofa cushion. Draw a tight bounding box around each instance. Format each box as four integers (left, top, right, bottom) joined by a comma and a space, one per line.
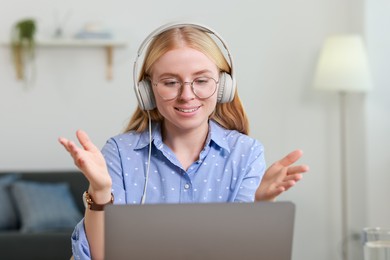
0, 231, 74, 260
10, 181, 83, 233
0, 175, 19, 230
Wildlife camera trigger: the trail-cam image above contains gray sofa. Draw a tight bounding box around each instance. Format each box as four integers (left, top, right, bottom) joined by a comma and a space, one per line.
0, 171, 88, 260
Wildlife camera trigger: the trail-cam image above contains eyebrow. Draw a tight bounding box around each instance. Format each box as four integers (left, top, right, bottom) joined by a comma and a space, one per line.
157, 69, 215, 79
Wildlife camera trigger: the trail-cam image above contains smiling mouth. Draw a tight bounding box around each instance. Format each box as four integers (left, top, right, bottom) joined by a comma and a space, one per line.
175, 107, 200, 113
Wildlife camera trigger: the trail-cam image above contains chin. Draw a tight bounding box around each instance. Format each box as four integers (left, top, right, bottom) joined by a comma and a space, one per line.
165, 117, 209, 132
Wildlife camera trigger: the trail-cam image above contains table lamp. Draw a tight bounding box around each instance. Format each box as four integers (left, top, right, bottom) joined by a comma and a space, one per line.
313, 34, 372, 260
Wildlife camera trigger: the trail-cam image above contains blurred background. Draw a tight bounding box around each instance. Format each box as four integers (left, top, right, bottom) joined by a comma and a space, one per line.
0, 0, 389, 259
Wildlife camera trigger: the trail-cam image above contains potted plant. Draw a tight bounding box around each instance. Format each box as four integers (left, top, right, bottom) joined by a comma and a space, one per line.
11, 19, 36, 82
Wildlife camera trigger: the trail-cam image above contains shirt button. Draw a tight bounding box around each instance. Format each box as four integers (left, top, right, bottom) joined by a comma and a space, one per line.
184, 183, 190, 189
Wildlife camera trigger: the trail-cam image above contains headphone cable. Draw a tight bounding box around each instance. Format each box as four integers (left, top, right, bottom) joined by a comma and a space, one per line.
141, 110, 152, 204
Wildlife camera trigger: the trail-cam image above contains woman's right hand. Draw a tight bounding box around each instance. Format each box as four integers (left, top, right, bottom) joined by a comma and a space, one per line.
58, 130, 112, 199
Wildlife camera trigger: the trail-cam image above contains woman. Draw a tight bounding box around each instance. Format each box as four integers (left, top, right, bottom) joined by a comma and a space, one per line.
59, 23, 308, 260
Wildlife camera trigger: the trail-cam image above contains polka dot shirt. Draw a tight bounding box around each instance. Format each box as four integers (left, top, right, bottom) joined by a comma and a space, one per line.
71, 120, 265, 259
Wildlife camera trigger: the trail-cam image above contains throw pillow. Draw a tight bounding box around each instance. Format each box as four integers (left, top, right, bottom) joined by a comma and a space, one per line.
0, 174, 19, 230
10, 181, 83, 233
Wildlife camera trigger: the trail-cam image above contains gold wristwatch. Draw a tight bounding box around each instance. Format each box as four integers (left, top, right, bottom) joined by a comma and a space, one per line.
83, 191, 114, 211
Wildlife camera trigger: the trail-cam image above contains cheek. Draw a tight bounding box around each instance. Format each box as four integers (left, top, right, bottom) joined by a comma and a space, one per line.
207, 97, 218, 113
152, 89, 164, 107
210, 91, 219, 106
154, 96, 172, 116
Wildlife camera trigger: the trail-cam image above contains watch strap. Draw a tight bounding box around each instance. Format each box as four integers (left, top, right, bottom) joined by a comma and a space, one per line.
84, 191, 114, 211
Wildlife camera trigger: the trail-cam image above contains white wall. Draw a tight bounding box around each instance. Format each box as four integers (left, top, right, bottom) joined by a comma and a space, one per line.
365, 0, 390, 229
1, 0, 387, 259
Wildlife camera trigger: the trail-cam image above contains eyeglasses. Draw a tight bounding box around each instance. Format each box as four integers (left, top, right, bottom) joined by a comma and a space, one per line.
153, 77, 218, 100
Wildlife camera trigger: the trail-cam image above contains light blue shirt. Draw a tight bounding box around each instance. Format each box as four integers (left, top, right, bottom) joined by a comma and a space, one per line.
71, 120, 266, 260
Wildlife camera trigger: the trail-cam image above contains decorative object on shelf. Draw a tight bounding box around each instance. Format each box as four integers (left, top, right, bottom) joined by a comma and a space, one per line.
11, 18, 37, 85
53, 9, 72, 38
313, 34, 372, 260
74, 22, 113, 40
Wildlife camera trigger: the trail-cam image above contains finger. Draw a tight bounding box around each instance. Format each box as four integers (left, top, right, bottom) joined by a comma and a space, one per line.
276, 180, 296, 191
76, 130, 99, 152
287, 165, 309, 175
58, 137, 72, 153
283, 173, 303, 182
67, 140, 80, 154
278, 149, 303, 167
59, 137, 82, 156
266, 166, 288, 183
267, 186, 285, 201
66, 141, 89, 168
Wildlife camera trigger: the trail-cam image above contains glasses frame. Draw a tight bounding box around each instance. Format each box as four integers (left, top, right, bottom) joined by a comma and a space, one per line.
152, 76, 219, 101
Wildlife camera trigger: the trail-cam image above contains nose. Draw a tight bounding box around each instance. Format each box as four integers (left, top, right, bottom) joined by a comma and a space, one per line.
178, 82, 195, 101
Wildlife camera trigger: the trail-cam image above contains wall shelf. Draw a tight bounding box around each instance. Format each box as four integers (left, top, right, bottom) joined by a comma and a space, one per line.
2, 38, 128, 80
36, 38, 127, 47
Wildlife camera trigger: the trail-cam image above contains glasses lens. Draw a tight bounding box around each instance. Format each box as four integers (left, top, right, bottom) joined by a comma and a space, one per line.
155, 77, 218, 100
192, 77, 217, 99
155, 78, 181, 100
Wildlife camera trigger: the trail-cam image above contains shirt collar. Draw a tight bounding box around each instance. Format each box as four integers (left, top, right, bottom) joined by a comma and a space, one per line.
134, 122, 162, 150
208, 120, 231, 153
134, 120, 231, 153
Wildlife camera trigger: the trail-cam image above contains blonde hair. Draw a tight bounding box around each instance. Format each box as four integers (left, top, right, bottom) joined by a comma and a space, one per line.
125, 26, 249, 135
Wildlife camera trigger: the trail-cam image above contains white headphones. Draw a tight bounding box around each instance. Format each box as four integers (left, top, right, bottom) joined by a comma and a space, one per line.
133, 22, 237, 111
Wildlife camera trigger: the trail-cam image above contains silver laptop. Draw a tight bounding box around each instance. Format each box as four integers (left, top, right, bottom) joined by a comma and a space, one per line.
105, 201, 295, 260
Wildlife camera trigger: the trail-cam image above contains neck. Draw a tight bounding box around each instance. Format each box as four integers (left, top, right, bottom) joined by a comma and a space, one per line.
162, 121, 209, 170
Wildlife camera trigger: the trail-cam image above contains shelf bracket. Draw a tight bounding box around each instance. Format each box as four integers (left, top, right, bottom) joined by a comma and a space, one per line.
105, 45, 113, 80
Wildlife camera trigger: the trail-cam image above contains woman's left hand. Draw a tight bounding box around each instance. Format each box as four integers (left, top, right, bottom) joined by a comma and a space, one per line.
255, 149, 309, 201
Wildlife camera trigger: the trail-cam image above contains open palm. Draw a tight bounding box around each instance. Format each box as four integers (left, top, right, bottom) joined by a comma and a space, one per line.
255, 150, 309, 201
58, 130, 112, 193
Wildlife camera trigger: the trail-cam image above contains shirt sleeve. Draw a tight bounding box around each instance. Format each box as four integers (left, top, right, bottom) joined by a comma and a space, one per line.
234, 140, 266, 202
71, 219, 91, 260
101, 138, 127, 205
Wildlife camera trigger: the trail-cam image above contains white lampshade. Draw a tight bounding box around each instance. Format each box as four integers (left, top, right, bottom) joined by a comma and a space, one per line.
313, 34, 373, 92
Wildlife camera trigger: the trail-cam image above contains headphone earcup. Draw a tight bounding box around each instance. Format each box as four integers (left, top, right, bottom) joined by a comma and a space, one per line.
136, 79, 156, 110
217, 72, 235, 103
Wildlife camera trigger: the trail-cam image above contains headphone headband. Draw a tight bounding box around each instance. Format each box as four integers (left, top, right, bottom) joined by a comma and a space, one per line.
133, 22, 236, 110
